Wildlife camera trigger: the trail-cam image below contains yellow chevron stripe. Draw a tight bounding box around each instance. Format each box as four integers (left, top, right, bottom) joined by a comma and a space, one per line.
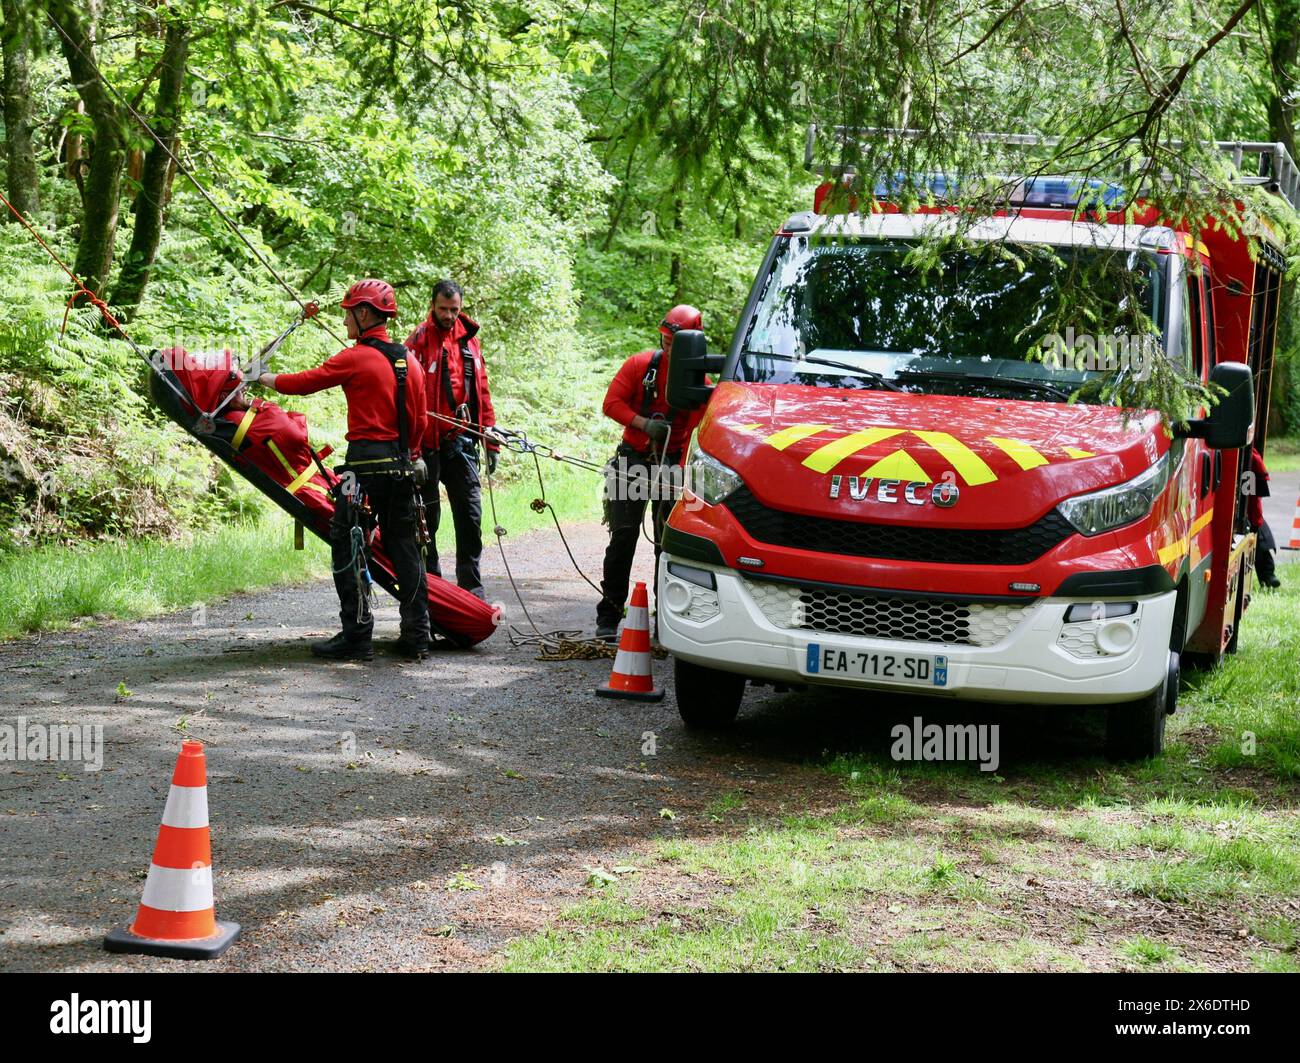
802, 427, 903, 473
765, 422, 832, 451
1157, 540, 1187, 565
862, 448, 932, 483
912, 430, 997, 485
1157, 508, 1215, 566
1064, 447, 1095, 459
987, 436, 1048, 471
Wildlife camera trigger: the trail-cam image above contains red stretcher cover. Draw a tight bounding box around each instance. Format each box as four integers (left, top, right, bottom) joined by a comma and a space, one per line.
149, 347, 499, 647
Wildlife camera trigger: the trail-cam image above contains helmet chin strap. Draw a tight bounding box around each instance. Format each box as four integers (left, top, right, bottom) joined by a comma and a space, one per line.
351, 306, 392, 340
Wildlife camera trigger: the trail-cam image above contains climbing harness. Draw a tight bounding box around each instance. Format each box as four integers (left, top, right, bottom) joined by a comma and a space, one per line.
330, 482, 376, 626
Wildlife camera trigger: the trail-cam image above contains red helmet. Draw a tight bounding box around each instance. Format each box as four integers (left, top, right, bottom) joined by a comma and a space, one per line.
341, 279, 397, 317
659, 303, 702, 336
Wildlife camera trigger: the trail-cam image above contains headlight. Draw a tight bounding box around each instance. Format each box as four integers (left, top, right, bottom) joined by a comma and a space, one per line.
1057, 452, 1171, 536
686, 440, 742, 505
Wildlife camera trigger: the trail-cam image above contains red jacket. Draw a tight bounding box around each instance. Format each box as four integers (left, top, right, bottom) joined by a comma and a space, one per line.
405, 313, 497, 453
221, 398, 333, 523
274, 326, 426, 458
603, 348, 704, 461
1248, 447, 1270, 529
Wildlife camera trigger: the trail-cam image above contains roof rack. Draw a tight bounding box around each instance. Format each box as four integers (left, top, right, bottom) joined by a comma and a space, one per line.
805, 125, 1300, 213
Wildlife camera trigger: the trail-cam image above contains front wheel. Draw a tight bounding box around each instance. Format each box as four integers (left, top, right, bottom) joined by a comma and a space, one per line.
674, 657, 746, 729
1104, 651, 1178, 760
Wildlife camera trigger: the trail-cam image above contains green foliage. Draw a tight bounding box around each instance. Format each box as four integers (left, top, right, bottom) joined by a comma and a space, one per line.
2, 0, 1298, 549
0, 225, 225, 543
0, 1, 615, 544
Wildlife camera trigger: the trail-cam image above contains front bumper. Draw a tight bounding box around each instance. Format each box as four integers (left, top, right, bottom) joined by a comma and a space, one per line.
657, 555, 1177, 705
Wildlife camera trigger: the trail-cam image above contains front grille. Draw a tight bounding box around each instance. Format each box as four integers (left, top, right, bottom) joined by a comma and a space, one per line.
1057, 621, 1108, 658
723, 486, 1073, 565
746, 580, 1032, 647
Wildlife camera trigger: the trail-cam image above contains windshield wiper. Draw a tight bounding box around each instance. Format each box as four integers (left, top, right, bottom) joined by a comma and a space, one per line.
749, 352, 904, 391
893, 369, 1073, 402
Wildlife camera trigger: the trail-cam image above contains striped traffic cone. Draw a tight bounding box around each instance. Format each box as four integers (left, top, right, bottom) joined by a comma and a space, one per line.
595, 581, 664, 702
1288, 494, 1300, 550
104, 739, 241, 959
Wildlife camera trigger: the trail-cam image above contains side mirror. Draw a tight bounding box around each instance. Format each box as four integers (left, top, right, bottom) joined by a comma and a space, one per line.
1176, 361, 1254, 450
666, 330, 725, 410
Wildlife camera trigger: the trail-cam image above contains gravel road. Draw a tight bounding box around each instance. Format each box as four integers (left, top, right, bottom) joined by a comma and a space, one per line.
0, 522, 829, 972
2, 488, 1294, 973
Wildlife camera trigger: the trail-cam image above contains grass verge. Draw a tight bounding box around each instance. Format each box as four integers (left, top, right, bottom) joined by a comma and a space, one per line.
501, 575, 1300, 972
1266, 435, 1300, 473
0, 511, 328, 639
0, 469, 602, 641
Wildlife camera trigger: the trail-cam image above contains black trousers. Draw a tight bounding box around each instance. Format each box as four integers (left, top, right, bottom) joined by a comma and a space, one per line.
423, 435, 485, 598
331, 442, 431, 644
1254, 520, 1278, 585
597, 447, 678, 628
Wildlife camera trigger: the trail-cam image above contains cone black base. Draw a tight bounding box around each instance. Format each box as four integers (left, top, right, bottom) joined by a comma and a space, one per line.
594, 685, 664, 702
104, 920, 241, 960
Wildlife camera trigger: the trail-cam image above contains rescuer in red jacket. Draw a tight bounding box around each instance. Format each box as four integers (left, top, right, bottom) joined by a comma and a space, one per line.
595, 304, 707, 640
405, 278, 498, 600
259, 279, 433, 659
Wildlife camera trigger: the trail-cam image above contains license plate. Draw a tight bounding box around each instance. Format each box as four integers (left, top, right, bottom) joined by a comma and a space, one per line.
803, 644, 948, 687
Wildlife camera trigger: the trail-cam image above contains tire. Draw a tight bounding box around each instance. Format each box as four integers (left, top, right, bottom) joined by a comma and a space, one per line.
674, 656, 746, 729
1104, 651, 1177, 760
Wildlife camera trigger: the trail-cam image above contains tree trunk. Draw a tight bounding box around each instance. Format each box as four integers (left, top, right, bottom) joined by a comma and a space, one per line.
1266, 0, 1299, 436
111, 21, 188, 316
63, 101, 84, 183
48, 0, 126, 300
668, 191, 684, 301
1, 0, 39, 218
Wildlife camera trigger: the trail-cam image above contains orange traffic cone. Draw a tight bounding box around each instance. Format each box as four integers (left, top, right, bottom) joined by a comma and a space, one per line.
1288, 494, 1300, 549
595, 581, 664, 702
104, 740, 241, 959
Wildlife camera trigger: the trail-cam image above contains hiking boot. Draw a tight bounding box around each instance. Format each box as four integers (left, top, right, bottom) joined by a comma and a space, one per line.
311, 632, 374, 661
595, 621, 619, 643
393, 637, 429, 660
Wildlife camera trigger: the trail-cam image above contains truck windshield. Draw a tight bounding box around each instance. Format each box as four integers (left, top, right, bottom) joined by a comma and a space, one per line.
740, 236, 1166, 402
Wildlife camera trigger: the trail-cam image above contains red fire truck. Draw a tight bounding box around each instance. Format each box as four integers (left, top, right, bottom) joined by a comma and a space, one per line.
659, 130, 1292, 758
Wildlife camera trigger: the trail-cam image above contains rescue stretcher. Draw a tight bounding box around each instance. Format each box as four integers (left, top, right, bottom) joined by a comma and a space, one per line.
147, 346, 499, 648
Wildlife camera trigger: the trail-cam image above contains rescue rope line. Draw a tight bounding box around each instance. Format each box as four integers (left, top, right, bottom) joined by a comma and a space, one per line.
430, 411, 675, 659
0, 186, 208, 418
43, 10, 346, 346
0, 187, 144, 352
425, 410, 681, 500
640, 417, 674, 550
471, 433, 616, 659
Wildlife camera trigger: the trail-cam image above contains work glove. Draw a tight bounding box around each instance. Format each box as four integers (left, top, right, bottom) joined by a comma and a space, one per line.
486, 449, 499, 475
412, 457, 428, 486
644, 418, 671, 446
